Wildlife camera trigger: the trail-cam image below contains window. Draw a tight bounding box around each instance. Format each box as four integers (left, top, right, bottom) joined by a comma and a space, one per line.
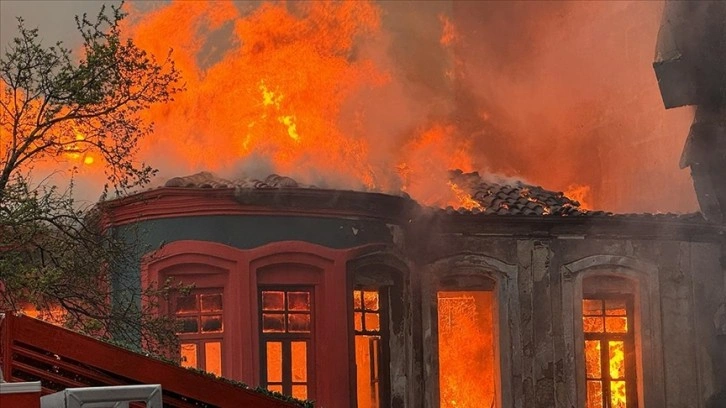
259, 288, 313, 400
582, 296, 637, 408
353, 289, 385, 408
174, 290, 224, 376
437, 290, 496, 408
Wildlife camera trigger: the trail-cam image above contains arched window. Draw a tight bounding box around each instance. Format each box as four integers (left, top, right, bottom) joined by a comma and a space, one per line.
348, 253, 410, 408
423, 254, 516, 408
562, 255, 666, 408
141, 241, 238, 378
582, 276, 637, 408
255, 260, 326, 403
259, 287, 314, 400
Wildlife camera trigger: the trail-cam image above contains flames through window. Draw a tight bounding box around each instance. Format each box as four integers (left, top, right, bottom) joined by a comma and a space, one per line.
354, 289, 387, 408
583, 296, 637, 408
437, 290, 496, 408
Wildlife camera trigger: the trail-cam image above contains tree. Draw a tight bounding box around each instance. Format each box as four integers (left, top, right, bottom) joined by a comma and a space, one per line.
0, 3, 183, 352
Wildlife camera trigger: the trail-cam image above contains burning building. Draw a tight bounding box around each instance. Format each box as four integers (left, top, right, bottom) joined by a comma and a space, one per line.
4, 1, 720, 406
100, 170, 726, 408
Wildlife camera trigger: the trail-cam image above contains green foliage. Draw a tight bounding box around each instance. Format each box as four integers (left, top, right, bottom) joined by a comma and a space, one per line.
0, 2, 182, 352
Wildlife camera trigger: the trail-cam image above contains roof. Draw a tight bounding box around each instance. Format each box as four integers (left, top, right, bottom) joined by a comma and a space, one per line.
156, 171, 709, 222
445, 170, 590, 216
164, 172, 309, 190
163, 170, 592, 216
0, 312, 306, 408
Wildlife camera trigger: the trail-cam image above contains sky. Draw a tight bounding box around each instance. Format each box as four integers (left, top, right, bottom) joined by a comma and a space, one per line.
0, 1, 700, 213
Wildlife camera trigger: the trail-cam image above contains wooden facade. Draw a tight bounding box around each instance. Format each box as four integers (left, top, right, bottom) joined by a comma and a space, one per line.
0, 313, 301, 407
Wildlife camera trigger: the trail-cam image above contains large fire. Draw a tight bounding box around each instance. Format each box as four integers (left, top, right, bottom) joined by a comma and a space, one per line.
13, 1, 700, 211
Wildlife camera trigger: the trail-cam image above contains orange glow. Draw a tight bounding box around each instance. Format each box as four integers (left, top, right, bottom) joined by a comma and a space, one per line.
437, 291, 496, 408
565, 184, 592, 210
583, 298, 631, 408
609, 341, 626, 407
291, 341, 308, 400
205, 341, 222, 376
122, 1, 385, 190
447, 181, 483, 211
439, 14, 458, 46
20, 303, 66, 325
584, 340, 601, 378
355, 336, 380, 408
266, 341, 282, 383
586, 380, 604, 408
5, 3, 702, 213
354, 289, 382, 407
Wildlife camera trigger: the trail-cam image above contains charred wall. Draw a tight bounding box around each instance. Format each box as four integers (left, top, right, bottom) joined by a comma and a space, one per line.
414, 221, 725, 408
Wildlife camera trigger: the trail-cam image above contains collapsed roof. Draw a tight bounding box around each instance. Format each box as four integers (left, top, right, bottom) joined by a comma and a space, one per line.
163, 170, 594, 217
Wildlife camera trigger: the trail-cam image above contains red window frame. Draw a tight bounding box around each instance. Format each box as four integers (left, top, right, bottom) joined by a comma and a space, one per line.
259, 286, 315, 401
172, 288, 225, 376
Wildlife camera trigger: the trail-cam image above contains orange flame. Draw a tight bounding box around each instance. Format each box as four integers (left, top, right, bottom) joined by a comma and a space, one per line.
447, 181, 483, 211
565, 184, 592, 210
438, 291, 496, 408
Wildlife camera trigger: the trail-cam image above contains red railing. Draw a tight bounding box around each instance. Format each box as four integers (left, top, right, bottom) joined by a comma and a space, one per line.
0, 312, 299, 407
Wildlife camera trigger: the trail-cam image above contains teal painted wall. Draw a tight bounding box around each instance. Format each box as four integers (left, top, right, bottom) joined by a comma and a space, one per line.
111, 214, 395, 335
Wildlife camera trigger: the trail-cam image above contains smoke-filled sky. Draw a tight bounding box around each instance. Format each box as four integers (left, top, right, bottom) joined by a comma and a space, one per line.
0, 0, 699, 213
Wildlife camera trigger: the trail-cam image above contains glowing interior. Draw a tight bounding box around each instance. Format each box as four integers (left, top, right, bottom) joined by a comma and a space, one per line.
583, 298, 630, 408
354, 289, 382, 408
262, 289, 311, 399
437, 290, 496, 408
175, 291, 224, 376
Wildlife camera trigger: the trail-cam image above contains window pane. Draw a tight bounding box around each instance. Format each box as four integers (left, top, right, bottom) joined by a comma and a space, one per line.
176, 295, 197, 313
180, 343, 197, 368
291, 341, 307, 382
288, 292, 311, 311
585, 340, 601, 379
201, 294, 223, 312
288, 313, 311, 333
178, 317, 199, 333
205, 342, 222, 376
365, 312, 380, 332
292, 385, 308, 400
605, 317, 628, 333
582, 299, 603, 316
609, 341, 625, 380
604, 299, 627, 316
262, 291, 285, 311
363, 291, 379, 311
355, 312, 363, 331
354, 290, 362, 310
586, 380, 603, 408
266, 342, 283, 383
583, 317, 604, 333
611, 381, 627, 408
263, 313, 285, 333
201, 315, 223, 332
